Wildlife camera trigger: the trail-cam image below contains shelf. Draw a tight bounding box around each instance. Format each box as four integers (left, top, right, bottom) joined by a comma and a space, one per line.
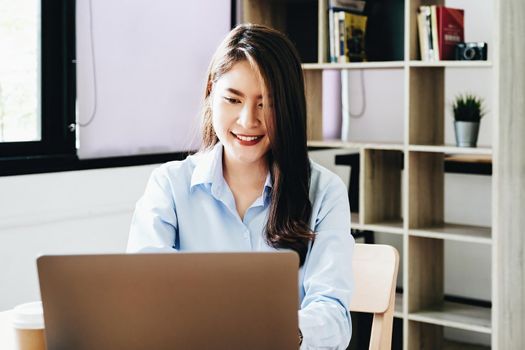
361, 220, 404, 235
351, 215, 403, 235
302, 61, 405, 70
409, 61, 493, 68
308, 140, 404, 151
409, 145, 493, 156
410, 223, 491, 245
309, 143, 493, 155
408, 301, 491, 334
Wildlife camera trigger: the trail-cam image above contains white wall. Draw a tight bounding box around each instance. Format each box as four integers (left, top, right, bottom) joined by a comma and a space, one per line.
0, 164, 156, 310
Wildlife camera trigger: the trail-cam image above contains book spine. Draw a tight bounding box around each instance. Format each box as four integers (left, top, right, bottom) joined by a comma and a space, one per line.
430, 5, 440, 61
419, 6, 434, 61
333, 10, 340, 63
438, 7, 465, 60
345, 11, 368, 62
338, 11, 348, 63
417, 10, 430, 61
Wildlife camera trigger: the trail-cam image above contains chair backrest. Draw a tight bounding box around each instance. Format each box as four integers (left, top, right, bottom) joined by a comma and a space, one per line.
350, 243, 400, 350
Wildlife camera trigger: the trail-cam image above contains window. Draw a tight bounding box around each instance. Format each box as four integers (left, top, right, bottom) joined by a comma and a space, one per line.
0, 1, 40, 143
0, 0, 75, 161
1, 0, 234, 176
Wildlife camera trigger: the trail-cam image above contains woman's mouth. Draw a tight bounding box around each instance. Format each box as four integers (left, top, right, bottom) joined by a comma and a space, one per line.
231, 132, 264, 145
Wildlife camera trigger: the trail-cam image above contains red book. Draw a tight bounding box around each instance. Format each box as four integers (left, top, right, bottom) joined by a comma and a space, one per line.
437, 6, 464, 60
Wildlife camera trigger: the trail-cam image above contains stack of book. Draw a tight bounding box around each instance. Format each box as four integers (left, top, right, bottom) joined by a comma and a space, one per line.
328, 0, 367, 63
417, 5, 464, 61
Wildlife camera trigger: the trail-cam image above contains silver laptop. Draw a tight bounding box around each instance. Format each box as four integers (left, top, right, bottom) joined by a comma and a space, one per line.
37, 252, 299, 350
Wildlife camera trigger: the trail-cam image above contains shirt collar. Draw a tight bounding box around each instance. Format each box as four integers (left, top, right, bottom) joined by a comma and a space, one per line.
190, 142, 273, 204
190, 143, 224, 190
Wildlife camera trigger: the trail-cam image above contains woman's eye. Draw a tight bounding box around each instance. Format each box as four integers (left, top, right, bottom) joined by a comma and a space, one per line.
224, 97, 240, 104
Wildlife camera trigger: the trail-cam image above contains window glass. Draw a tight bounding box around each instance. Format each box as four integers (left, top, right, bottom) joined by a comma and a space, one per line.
0, 0, 40, 142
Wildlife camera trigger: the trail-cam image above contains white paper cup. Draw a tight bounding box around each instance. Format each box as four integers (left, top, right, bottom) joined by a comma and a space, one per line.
12, 301, 46, 350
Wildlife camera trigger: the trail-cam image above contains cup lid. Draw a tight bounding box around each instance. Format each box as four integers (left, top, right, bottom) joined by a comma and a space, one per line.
12, 301, 45, 329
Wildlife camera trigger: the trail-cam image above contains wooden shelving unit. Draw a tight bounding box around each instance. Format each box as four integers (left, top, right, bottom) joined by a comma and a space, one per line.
237, 0, 514, 348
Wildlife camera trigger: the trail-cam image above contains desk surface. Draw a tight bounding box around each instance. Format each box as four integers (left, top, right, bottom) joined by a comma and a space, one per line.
0, 310, 16, 350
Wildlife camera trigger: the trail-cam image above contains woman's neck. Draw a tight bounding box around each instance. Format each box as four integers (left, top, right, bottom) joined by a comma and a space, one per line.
222, 156, 268, 190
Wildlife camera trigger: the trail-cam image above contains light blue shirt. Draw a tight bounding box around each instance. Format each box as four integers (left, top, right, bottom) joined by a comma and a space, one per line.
127, 143, 354, 349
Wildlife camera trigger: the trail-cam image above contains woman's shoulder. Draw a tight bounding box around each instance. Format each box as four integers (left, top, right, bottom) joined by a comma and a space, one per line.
151, 151, 207, 182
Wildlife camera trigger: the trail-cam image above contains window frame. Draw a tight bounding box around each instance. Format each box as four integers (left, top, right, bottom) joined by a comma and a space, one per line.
0, 0, 76, 159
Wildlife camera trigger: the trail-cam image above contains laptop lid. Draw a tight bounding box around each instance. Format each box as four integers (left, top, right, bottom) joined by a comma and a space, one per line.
37, 252, 299, 350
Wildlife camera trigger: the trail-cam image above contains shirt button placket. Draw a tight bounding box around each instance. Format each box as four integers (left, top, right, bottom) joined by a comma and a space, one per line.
243, 227, 251, 249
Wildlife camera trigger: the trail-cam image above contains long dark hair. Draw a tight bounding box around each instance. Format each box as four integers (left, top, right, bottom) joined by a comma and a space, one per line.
201, 24, 314, 265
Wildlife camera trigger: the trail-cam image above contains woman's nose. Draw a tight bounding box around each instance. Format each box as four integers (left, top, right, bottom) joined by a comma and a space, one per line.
237, 104, 259, 128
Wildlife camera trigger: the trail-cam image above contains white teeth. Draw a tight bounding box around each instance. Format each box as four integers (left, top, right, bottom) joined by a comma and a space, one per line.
236, 135, 260, 141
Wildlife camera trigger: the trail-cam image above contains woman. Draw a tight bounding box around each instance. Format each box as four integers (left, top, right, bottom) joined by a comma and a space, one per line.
127, 24, 354, 349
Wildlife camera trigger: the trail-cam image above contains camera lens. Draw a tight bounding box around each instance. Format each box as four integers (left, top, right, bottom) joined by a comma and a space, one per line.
463, 47, 476, 60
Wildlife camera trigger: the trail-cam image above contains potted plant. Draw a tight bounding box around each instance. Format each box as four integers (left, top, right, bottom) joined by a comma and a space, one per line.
452, 94, 485, 147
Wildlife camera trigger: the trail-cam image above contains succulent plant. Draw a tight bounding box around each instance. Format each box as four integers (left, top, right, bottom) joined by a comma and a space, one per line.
452, 94, 485, 123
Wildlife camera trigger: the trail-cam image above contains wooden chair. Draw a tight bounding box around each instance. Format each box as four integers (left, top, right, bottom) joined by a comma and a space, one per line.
350, 243, 400, 350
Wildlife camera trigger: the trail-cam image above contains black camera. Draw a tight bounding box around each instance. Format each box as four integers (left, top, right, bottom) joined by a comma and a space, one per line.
455, 42, 488, 61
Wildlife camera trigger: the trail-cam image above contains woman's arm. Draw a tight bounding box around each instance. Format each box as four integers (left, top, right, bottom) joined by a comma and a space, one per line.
127, 166, 179, 253
300, 176, 354, 349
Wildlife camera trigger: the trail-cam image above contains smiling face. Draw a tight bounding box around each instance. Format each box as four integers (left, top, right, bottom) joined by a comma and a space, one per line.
210, 60, 273, 170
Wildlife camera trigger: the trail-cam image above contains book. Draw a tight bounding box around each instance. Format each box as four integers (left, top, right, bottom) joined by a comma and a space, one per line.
436, 6, 464, 60
337, 11, 347, 63
328, 1, 367, 63
330, 10, 339, 63
417, 9, 431, 61
344, 11, 367, 62
418, 6, 436, 61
